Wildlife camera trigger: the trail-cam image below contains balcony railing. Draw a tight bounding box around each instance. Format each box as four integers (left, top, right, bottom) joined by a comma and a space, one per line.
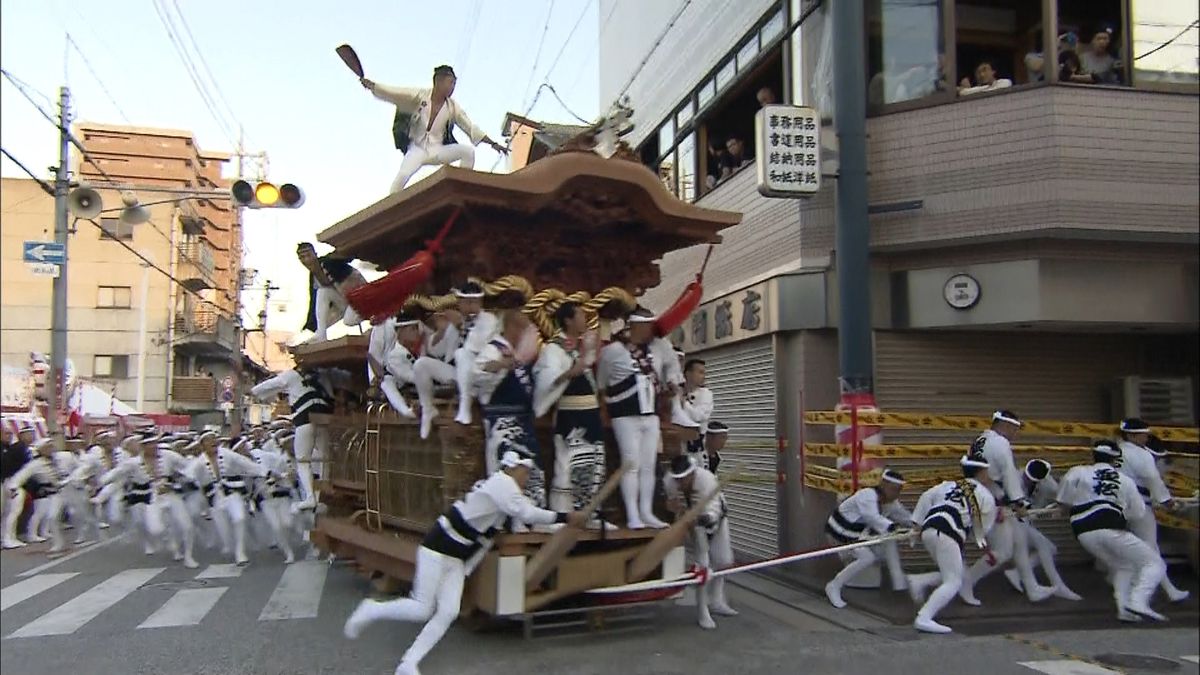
178, 240, 216, 277
171, 376, 215, 405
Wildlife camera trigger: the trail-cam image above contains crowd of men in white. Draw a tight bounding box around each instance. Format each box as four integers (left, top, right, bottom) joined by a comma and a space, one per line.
2, 421, 312, 568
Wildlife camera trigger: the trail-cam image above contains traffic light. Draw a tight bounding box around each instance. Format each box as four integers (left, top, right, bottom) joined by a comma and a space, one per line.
230, 180, 305, 209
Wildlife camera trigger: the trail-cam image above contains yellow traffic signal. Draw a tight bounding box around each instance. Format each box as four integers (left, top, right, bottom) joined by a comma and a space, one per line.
231, 179, 304, 209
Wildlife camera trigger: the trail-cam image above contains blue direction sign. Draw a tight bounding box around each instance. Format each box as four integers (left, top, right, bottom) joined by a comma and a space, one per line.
23, 241, 65, 264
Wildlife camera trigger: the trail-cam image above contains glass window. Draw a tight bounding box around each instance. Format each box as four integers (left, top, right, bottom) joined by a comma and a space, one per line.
737, 34, 760, 70
658, 152, 677, 195
1130, 0, 1198, 91
698, 78, 717, 109
677, 134, 696, 202
867, 0, 947, 108
716, 59, 736, 91
97, 286, 132, 308
761, 9, 785, 45
676, 100, 695, 129
99, 217, 134, 240
94, 355, 129, 379
1056, 0, 1126, 85
954, 0, 1043, 96
658, 120, 675, 154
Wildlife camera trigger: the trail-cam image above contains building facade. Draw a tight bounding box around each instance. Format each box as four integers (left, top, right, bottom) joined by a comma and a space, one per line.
0, 123, 262, 427
599, 0, 1199, 562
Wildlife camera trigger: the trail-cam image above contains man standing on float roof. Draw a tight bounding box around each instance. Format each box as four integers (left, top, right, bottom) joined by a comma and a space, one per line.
361, 64, 508, 193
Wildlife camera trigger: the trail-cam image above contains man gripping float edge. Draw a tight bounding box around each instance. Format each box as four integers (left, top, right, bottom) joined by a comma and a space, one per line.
343, 451, 587, 675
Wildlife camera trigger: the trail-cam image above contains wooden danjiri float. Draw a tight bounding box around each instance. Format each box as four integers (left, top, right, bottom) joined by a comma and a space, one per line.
294, 129, 740, 630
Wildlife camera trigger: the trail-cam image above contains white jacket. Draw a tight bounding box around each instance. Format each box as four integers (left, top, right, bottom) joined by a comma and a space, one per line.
974, 430, 1025, 504
370, 84, 488, 149
663, 465, 726, 531
1116, 440, 1171, 505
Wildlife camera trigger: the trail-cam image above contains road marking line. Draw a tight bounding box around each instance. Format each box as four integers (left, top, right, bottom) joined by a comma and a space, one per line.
17, 534, 126, 578
1182, 656, 1198, 664
195, 563, 244, 579
1, 573, 79, 611
6, 567, 164, 638
137, 587, 227, 629
1018, 661, 1122, 675
258, 560, 327, 621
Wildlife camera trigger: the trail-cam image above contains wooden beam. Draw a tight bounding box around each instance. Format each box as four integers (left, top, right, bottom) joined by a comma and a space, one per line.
626, 484, 720, 582
524, 465, 628, 588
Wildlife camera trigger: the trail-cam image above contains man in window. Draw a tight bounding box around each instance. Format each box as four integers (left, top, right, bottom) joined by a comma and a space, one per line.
1080, 25, 1121, 85
723, 138, 753, 172
958, 60, 1013, 96
756, 87, 777, 108
706, 138, 731, 189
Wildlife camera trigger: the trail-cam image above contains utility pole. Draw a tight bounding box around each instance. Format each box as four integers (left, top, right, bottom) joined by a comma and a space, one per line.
831, 0, 873, 397
47, 86, 71, 439
230, 127, 246, 435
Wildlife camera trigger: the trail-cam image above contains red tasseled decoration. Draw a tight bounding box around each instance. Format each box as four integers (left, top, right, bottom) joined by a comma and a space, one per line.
345, 208, 461, 323
654, 244, 714, 337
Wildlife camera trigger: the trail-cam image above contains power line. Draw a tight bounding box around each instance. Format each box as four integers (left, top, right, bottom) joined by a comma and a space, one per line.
615, 0, 694, 100
455, 0, 484, 76
542, 83, 593, 124
150, 0, 236, 147
543, 0, 595, 82
565, 0, 618, 98
169, 0, 246, 141
65, 34, 131, 123
0, 147, 55, 196
521, 0, 556, 112
1135, 19, 1200, 61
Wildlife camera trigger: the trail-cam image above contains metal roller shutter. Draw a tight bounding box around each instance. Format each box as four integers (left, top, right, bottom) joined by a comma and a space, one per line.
874, 331, 1144, 567
694, 337, 779, 560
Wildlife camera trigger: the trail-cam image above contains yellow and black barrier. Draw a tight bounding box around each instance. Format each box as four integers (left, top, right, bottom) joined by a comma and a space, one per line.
802, 442, 1095, 459
803, 410, 1199, 443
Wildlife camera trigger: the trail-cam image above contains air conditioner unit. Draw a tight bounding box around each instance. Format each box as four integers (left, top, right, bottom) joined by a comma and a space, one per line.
1112, 376, 1195, 425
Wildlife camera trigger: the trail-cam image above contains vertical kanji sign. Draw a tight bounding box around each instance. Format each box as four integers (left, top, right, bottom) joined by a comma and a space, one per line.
755, 104, 821, 197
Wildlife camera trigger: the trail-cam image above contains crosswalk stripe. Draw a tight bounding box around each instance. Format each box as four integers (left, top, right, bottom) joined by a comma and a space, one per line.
195, 563, 245, 579
258, 560, 327, 621
1, 573, 80, 611
1018, 661, 1121, 675
138, 588, 227, 629
1183, 656, 1199, 664
6, 568, 164, 638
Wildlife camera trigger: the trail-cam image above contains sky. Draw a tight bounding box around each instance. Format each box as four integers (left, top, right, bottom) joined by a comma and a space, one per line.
0, 0, 603, 340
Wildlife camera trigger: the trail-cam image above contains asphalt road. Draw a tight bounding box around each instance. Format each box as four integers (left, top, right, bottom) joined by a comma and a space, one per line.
2, 535, 1198, 675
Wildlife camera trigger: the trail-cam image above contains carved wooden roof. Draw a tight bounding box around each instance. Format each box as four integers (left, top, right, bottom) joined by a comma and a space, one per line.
290, 334, 369, 370
317, 151, 740, 295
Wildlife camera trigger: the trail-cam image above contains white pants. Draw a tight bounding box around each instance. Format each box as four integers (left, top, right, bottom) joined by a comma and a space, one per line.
1016, 521, 1068, 588
157, 493, 196, 563
314, 286, 362, 340
911, 529, 964, 623
63, 485, 100, 543
293, 423, 328, 508
29, 494, 66, 551
366, 546, 466, 669
261, 494, 295, 561
696, 519, 734, 624
2, 487, 25, 544
1078, 528, 1165, 614
829, 537, 907, 592
413, 353, 475, 430
611, 415, 661, 527
1128, 505, 1187, 597
94, 483, 125, 526
390, 143, 476, 193
963, 512, 1043, 599
128, 499, 167, 554
380, 374, 416, 417
213, 490, 249, 563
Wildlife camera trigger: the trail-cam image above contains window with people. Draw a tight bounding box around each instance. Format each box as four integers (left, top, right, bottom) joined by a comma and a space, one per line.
866, 0, 1194, 112
635, 6, 788, 203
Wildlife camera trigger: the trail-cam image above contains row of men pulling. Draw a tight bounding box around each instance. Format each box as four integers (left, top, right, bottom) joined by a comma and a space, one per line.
823, 412, 1190, 634
1, 424, 312, 567
342, 280, 727, 529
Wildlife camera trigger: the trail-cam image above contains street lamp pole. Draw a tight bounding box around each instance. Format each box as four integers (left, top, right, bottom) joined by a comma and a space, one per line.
48, 86, 71, 438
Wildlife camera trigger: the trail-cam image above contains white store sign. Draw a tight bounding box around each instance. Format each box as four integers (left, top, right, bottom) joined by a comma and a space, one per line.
754, 104, 821, 198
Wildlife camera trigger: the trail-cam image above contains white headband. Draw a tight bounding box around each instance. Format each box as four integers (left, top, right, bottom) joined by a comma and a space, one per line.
1024, 460, 1051, 482
706, 425, 729, 435
500, 451, 534, 470
1093, 442, 1121, 457
992, 411, 1022, 427
454, 290, 484, 299
961, 454, 990, 469
880, 470, 905, 485
395, 319, 422, 327
669, 456, 697, 479
627, 314, 657, 324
